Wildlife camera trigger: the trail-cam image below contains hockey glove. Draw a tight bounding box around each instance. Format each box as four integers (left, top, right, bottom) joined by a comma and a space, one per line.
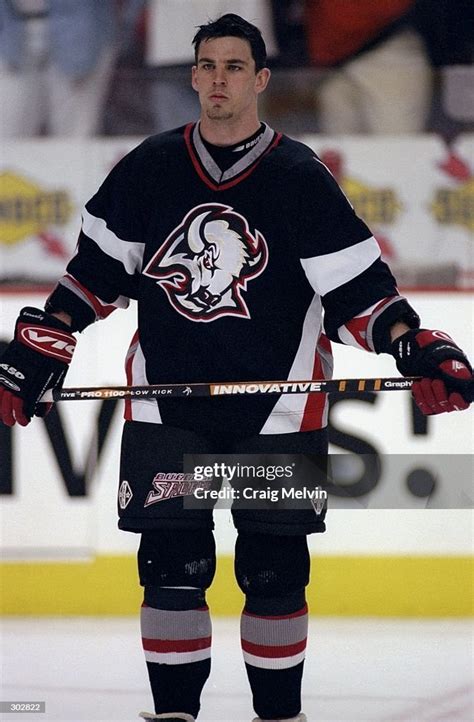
391, 329, 473, 415
0, 307, 76, 426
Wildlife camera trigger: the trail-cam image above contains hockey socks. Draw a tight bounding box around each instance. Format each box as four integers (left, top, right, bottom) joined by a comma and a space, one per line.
241, 591, 308, 719
141, 587, 211, 717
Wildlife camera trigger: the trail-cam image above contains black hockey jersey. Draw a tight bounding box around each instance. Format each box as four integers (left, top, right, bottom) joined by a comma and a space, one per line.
47, 123, 416, 435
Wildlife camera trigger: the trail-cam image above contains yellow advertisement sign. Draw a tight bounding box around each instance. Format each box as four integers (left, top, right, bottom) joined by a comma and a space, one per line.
342, 178, 402, 226
0, 171, 73, 245
431, 178, 474, 232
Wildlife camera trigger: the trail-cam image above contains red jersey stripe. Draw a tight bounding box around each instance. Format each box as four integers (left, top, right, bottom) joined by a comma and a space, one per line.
65, 274, 117, 319
300, 350, 326, 432
124, 330, 139, 420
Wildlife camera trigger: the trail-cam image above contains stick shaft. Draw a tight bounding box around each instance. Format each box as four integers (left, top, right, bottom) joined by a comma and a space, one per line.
41, 376, 419, 402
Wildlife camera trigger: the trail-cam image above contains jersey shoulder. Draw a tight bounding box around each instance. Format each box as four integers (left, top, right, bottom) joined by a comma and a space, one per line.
266, 134, 347, 205
95, 125, 189, 198
140, 125, 188, 153
267, 134, 334, 188
123, 125, 188, 169
269, 134, 323, 170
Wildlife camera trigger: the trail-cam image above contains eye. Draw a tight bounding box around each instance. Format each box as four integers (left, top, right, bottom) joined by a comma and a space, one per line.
201, 63, 214, 71
228, 65, 242, 71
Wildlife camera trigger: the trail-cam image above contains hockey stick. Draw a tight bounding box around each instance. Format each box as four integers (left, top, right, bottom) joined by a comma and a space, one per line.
41, 376, 420, 402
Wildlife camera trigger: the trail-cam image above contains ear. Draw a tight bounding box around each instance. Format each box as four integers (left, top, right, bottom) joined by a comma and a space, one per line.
255, 67, 271, 95
191, 66, 199, 91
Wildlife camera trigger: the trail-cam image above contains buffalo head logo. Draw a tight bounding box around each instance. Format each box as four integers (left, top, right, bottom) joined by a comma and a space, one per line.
143, 203, 268, 321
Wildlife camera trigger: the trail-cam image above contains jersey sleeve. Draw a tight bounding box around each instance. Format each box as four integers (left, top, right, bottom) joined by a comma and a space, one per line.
293, 154, 419, 352
45, 141, 148, 331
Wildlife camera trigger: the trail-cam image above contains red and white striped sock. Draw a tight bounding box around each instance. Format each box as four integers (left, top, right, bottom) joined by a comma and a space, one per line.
241, 599, 308, 719
141, 603, 212, 665
141, 590, 212, 717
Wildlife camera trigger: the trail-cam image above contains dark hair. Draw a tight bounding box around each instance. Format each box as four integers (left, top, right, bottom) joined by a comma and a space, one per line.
192, 13, 267, 72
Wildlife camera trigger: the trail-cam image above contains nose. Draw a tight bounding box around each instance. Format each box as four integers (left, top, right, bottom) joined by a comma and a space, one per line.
213, 67, 227, 85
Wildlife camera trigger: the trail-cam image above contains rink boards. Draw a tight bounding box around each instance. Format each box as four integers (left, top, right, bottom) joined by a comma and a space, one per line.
0, 292, 472, 617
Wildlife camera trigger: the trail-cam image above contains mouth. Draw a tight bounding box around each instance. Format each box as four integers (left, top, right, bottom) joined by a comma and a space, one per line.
209, 94, 228, 101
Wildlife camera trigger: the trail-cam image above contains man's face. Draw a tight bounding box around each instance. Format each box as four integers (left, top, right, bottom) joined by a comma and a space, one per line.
192, 36, 269, 124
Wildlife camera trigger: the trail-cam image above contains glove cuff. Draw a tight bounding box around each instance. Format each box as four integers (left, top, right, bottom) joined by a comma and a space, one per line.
368, 298, 420, 353
15, 307, 76, 364
391, 328, 472, 377
19, 307, 73, 332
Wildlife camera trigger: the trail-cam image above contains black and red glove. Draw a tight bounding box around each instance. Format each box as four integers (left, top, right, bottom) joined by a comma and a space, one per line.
391, 329, 473, 415
0, 307, 76, 427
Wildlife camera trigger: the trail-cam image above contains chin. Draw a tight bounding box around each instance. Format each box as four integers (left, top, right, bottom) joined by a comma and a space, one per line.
206, 109, 233, 121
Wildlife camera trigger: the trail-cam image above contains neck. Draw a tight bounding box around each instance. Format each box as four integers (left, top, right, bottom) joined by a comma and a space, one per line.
198, 115, 262, 147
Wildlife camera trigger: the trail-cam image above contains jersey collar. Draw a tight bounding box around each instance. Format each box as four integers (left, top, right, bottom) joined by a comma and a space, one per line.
184, 121, 281, 191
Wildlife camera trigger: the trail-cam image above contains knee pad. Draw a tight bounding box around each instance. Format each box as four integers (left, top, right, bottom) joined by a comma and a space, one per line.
138, 528, 216, 589
235, 532, 310, 599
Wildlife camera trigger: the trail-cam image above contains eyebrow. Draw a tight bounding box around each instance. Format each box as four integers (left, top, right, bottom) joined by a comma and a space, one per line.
198, 57, 248, 65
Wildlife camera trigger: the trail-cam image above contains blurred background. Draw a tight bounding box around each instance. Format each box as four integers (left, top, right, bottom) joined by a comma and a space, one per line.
0, 0, 473, 287
0, 2, 473, 721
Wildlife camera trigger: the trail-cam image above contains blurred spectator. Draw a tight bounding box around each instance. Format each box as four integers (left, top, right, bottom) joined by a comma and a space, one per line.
411, 0, 474, 129
270, 0, 307, 68
145, 0, 276, 132
304, 0, 433, 134
0, 0, 143, 137
411, 0, 474, 68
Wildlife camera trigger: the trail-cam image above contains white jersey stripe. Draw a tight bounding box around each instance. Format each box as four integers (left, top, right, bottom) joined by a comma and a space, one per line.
82, 207, 145, 275
129, 342, 162, 423
259, 295, 325, 434
337, 324, 367, 351
300, 236, 380, 296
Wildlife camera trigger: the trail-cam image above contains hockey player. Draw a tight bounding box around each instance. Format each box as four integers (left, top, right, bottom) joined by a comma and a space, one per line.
0, 14, 472, 722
